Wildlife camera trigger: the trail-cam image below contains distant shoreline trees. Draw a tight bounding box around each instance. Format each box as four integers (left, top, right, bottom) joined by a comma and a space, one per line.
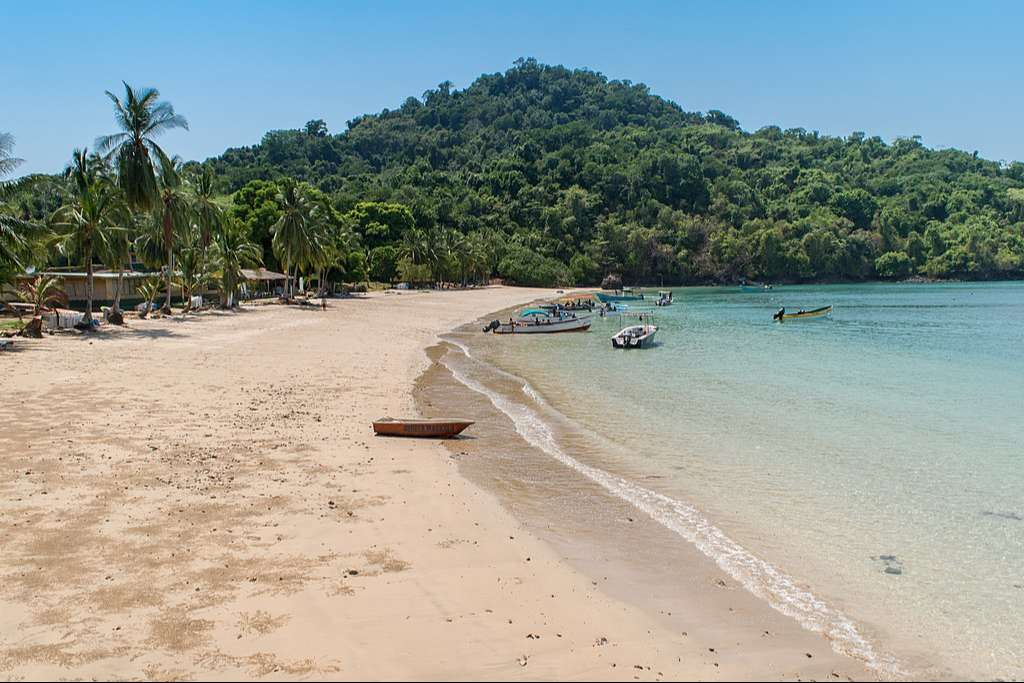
4, 60, 1024, 294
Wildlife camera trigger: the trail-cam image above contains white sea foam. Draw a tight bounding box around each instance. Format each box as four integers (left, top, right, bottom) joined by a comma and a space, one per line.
440, 344, 901, 676
520, 382, 545, 405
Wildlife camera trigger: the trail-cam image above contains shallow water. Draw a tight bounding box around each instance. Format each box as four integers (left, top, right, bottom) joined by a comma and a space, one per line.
447, 282, 1024, 680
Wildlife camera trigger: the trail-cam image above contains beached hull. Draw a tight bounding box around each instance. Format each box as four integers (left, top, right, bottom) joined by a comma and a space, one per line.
776, 305, 832, 321
494, 317, 592, 334
372, 418, 474, 438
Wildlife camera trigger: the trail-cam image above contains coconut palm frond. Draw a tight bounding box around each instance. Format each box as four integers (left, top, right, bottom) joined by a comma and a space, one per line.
17, 275, 67, 314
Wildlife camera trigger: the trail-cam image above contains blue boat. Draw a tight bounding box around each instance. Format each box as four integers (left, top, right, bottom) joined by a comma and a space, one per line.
595, 288, 645, 303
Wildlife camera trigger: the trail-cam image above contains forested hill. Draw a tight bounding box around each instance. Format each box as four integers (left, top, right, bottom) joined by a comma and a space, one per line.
207, 58, 1024, 285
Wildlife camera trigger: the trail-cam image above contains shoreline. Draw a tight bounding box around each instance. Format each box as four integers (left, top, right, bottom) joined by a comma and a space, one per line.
2, 287, 879, 680
417, 303, 892, 680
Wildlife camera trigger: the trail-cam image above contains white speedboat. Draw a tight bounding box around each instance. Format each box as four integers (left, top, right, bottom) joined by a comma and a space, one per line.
612, 322, 657, 348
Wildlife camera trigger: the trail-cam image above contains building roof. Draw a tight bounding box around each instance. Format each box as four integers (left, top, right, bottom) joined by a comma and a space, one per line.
33, 271, 154, 279
240, 268, 289, 281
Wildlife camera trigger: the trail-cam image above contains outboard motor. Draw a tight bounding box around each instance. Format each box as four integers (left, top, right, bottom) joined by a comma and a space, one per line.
483, 319, 501, 333
773, 307, 785, 321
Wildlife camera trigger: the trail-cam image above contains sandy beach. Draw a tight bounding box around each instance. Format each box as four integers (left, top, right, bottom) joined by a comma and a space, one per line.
0, 287, 876, 681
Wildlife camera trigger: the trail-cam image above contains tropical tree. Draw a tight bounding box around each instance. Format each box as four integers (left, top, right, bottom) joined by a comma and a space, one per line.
50, 149, 129, 324
96, 84, 189, 312
461, 231, 491, 285
0, 132, 21, 183
16, 275, 67, 337
135, 276, 163, 319
96, 83, 188, 212
211, 217, 261, 308
153, 157, 192, 313
271, 179, 316, 299
1, 133, 33, 285
175, 241, 211, 312
100, 224, 133, 322
191, 166, 221, 251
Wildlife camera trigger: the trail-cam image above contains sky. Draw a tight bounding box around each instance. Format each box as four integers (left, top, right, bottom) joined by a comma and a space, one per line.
3, 1, 1023, 176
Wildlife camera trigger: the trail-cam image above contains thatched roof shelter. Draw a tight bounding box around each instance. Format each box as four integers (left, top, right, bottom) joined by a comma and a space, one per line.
240, 268, 289, 282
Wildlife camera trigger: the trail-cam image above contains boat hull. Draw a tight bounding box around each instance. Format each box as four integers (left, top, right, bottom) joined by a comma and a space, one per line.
776, 305, 832, 321
372, 418, 474, 438
611, 325, 657, 348
494, 317, 592, 334
596, 292, 644, 303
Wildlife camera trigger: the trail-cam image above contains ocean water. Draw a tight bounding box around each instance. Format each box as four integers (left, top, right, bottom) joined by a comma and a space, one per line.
443, 282, 1024, 680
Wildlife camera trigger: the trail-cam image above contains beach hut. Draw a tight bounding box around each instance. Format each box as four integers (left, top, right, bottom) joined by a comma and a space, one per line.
5, 271, 158, 306
239, 268, 290, 299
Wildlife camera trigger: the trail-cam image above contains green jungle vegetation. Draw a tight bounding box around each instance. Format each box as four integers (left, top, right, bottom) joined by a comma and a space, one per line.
4, 59, 1024, 300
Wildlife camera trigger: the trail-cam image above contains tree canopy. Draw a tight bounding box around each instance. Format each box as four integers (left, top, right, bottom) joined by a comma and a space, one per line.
198, 59, 1024, 285
8, 61, 1024, 290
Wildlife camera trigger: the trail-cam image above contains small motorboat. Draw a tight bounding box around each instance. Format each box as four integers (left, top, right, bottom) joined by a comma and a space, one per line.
612, 319, 658, 348
488, 313, 591, 334
372, 417, 474, 438
655, 290, 673, 306
773, 305, 832, 321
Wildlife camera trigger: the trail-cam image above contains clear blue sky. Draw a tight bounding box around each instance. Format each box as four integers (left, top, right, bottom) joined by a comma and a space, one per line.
3, 1, 1022, 176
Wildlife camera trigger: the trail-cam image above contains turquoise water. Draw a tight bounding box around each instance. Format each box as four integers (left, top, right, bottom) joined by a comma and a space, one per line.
451, 282, 1024, 680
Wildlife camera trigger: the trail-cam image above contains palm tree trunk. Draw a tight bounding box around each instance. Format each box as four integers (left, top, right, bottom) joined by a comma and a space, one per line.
162, 208, 173, 314
112, 269, 123, 314
83, 239, 94, 324
221, 274, 231, 309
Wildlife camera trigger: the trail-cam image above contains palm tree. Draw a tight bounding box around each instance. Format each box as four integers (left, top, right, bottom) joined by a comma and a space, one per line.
97, 84, 188, 313
1, 133, 32, 284
400, 228, 431, 265
96, 83, 188, 212
0, 132, 23, 185
175, 240, 211, 312
323, 224, 362, 293
190, 166, 221, 250
154, 157, 191, 313
305, 197, 337, 295
50, 149, 129, 325
135, 276, 163, 319
16, 275, 67, 337
99, 224, 133, 321
211, 218, 261, 308
461, 231, 490, 285
271, 179, 316, 300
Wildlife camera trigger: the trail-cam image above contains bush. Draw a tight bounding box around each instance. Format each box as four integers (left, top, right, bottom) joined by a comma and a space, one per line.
497, 246, 570, 287
397, 258, 432, 286
874, 251, 913, 279
369, 245, 399, 282
569, 253, 601, 285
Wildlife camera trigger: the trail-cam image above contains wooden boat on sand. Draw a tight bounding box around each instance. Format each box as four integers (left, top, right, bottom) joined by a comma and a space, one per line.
773, 305, 832, 321
372, 417, 474, 438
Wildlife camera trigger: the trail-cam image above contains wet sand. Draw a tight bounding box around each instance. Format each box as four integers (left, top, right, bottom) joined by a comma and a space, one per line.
0, 287, 876, 680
